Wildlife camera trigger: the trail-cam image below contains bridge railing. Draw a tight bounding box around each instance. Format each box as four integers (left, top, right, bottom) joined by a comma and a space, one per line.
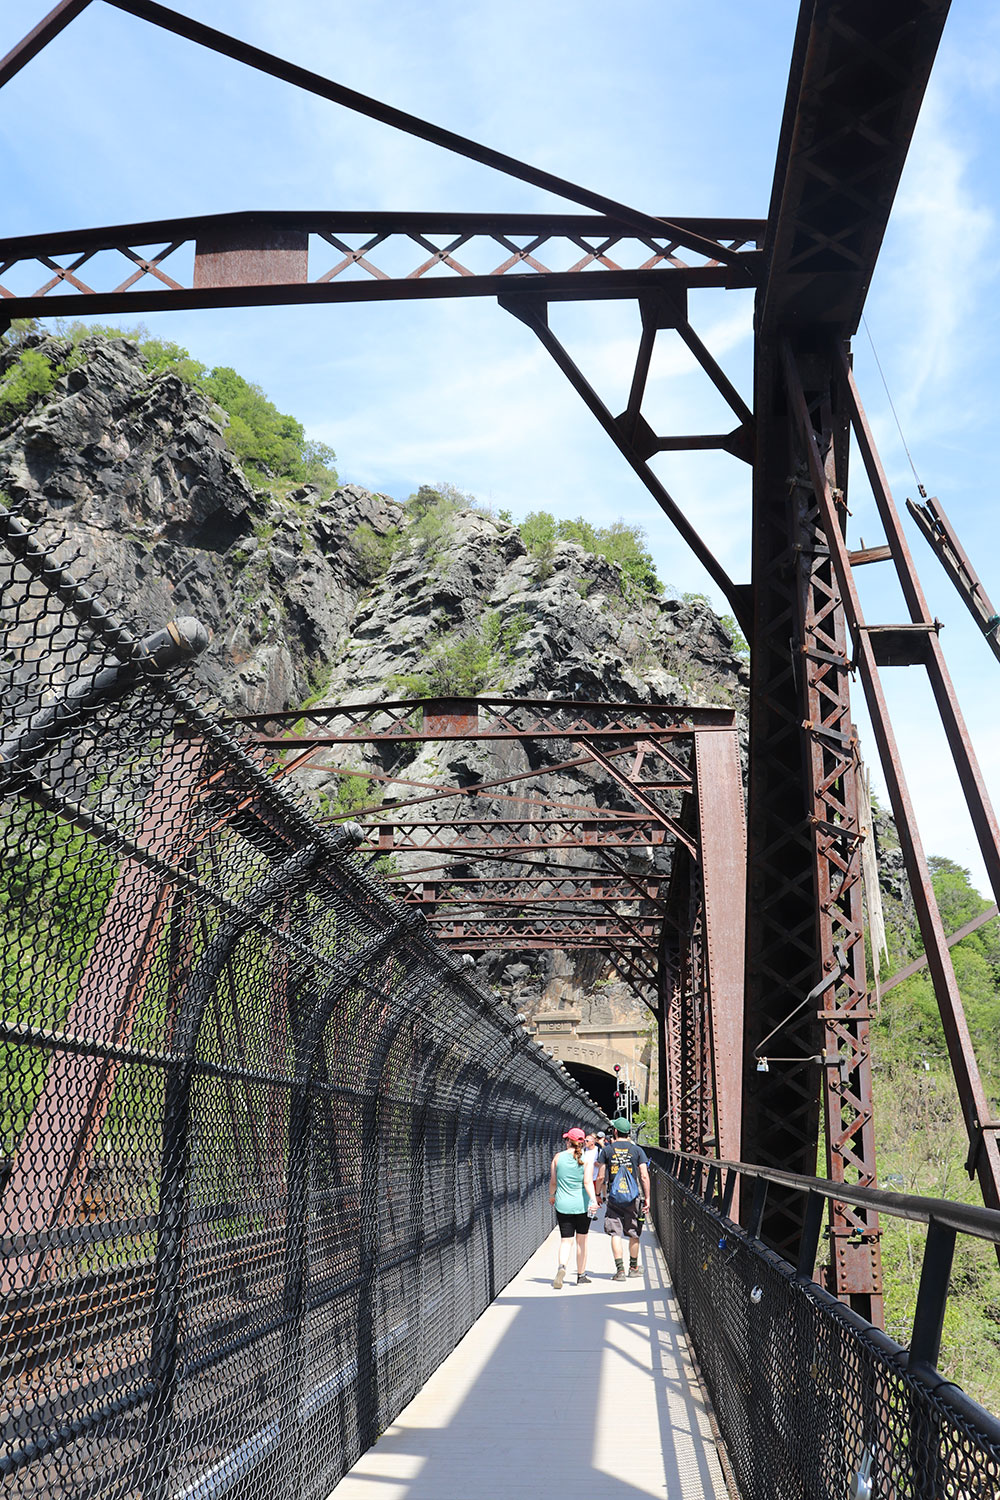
0, 502, 599, 1500
649, 1148, 1000, 1500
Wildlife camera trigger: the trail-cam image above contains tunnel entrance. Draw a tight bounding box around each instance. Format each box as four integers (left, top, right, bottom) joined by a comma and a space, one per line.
562, 1061, 619, 1117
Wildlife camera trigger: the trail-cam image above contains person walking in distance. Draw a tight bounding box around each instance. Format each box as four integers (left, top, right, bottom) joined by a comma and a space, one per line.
548, 1127, 598, 1288
595, 1118, 651, 1281
582, 1130, 599, 1184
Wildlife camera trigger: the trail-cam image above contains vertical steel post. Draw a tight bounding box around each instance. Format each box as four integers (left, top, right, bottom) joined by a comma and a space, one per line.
743, 333, 828, 1262
694, 730, 746, 1166
784, 340, 1000, 1248
745, 338, 883, 1319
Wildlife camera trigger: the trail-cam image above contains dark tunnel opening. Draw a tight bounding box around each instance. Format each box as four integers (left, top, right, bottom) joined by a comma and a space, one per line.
560, 1060, 619, 1118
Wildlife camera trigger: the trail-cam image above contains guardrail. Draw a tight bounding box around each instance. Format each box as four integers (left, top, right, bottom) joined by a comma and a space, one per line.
649, 1148, 1000, 1500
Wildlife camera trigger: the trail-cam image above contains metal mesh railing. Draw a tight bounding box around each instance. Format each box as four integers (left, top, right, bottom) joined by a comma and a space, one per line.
0, 503, 598, 1500
650, 1153, 1000, 1500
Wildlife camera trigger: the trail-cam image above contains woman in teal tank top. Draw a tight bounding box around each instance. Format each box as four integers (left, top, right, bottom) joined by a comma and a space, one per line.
548, 1127, 598, 1288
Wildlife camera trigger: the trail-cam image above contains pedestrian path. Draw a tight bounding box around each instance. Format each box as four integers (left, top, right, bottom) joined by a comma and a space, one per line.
331, 1216, 730, 1499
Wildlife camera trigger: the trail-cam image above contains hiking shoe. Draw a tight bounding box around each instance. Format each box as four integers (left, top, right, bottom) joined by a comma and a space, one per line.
628, 1265, 642, 1278
613, 1268, 627, 1282
552, 1266, 565, 1289
577, 1274, 592, 1285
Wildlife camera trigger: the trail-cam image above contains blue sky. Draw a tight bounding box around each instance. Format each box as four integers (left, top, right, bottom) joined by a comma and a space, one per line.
3, 0, 1000, 900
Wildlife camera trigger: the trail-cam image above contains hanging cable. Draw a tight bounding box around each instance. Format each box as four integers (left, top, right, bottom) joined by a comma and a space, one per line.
861, 314, 927, 498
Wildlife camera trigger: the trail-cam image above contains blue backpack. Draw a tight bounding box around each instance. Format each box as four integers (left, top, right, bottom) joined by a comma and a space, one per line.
607, 1145, 639, 1203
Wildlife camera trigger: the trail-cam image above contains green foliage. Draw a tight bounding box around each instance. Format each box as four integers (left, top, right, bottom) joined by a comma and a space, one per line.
0, 347, 59, 417
406, 482, 476, 517
333, 773, 378, 816
195, 366, 306, 487
404, 484, 468, 559
389, 608, 531, 698
0, 320, 338, 490
718, 612, 750, 658
0, 336, 87, 420
635, 1102, 660, 1145
875, 857, 1000, 1067
352, 521, 403, 582
0, 803, 118, 1145
870, 853, 1000, 1409
301, 439, 339, 488
0, 316, 42, 349
519, 510, 661, 598
520, 510, 558, 555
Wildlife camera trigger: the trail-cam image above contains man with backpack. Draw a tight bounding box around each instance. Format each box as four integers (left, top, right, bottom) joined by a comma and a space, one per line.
595, 1117, 651, 1281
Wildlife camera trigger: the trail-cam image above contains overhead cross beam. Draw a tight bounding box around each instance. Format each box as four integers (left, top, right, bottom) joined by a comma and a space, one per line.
0, 212, 763, 318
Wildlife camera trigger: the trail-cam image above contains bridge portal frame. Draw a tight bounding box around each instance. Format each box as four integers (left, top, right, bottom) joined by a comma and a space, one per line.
9, 0, 1000, 1322
241, 696, 746, 1167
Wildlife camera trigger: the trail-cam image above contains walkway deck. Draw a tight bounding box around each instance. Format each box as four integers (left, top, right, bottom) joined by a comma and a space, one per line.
332, 1215, 730, 1499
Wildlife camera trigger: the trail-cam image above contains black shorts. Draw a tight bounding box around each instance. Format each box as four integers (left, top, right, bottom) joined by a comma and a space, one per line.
556, 1210, 592, 1237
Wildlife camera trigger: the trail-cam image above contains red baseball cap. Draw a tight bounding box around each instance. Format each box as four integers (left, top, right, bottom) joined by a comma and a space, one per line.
562, 1128, 586, 1142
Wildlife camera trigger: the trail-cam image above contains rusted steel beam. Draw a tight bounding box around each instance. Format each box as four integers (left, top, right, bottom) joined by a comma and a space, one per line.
260, 727, 710, 747
0, 212, 763, 321
675, 318, 754, 428
761, 0, 951, 335
783, 341, 1000, 1250
366, 830, 666, 858
0, 0, 93, 89
99, 0, 756, 272
838, 348, 1000, 913
298, 745, 690, 823
781, 357, 883, 1318
238, 694, 734, 741
0, 269, 750, 321
501, 294, 746, 624
382, 850, 664, 884
907, 494, 1000, 666
0, 741, 204, 1294
742, 0, 950, 1298
582, 740, 698, 854
398, 875, 662, 900
0, 211, 766, 257
695, 730, 746, 1167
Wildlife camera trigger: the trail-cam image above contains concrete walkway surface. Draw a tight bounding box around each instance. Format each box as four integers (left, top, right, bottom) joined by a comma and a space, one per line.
331, 1215, 730, 1499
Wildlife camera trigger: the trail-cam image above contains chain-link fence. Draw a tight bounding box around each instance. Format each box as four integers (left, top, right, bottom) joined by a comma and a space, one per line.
0, 503, 599, 1500
650, 1152, 1000, 1500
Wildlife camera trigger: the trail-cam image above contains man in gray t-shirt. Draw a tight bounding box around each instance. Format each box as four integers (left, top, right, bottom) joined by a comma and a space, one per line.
595, 1118, 650, 1281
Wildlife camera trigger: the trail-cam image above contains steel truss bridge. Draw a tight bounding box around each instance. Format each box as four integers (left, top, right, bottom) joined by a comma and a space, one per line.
3, 1, 1000, 1497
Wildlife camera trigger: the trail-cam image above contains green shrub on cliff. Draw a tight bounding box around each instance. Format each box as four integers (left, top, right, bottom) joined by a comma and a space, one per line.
0, 319, 338, 491
389, 608, 531, 698
520, 510, 661, 597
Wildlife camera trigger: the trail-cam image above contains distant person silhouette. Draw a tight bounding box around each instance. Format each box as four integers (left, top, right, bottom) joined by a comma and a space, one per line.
548, 1128, 598, 1288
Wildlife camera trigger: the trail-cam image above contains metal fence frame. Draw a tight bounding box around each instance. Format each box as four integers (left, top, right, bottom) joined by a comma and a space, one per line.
650, 1148, 1000, 1500
0, 502, 600, 1500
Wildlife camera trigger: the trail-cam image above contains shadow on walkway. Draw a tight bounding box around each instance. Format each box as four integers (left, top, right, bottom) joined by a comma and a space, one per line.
331, 1219, 727, 1499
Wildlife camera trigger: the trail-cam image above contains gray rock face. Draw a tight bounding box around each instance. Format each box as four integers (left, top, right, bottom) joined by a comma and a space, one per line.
0, 335, 397, 711
0, 331, 751, 1030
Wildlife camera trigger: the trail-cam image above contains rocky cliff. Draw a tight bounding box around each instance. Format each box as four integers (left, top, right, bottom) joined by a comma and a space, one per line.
0, 329, 749, 1038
